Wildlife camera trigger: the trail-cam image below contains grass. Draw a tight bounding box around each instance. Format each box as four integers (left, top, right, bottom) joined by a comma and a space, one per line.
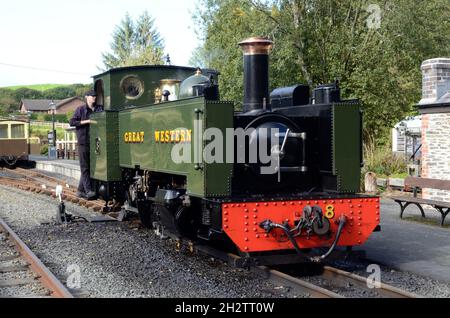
2, 84, 67, 91
378, 172, 409, 179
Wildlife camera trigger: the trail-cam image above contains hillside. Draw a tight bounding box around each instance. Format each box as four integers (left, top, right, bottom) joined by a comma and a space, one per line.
0, 83, 91, 116
3, 84, 68, 91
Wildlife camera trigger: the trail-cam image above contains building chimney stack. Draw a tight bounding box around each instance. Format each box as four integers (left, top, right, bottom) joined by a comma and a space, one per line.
419, 58, 450, 105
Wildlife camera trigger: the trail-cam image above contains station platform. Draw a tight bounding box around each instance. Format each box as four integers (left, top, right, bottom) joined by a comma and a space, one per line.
26, 156, 450, 283
30, 155, 80, 181
355, 198, 450, 283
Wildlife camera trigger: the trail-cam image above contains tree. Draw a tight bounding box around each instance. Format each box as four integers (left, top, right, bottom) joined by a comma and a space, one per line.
192, 0, 270, 107
0, 84, 92, 116
0, 96, 16, 115
102, 11, 165, 69
42, 87, 76, 100
192, 0, 450, 144
12, 88, 43, 100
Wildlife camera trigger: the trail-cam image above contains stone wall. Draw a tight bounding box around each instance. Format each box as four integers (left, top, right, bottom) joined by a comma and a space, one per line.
421, 113, 450, 202
419, 58, 450, 202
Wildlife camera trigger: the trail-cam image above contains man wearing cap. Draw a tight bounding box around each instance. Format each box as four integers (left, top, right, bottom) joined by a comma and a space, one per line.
70, 90, 103, 200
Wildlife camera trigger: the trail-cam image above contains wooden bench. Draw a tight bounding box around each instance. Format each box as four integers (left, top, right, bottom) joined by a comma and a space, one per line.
390, 177, 450, 227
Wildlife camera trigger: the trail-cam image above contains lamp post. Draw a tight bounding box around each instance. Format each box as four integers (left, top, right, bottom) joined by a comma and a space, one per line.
49, 101, 56, 159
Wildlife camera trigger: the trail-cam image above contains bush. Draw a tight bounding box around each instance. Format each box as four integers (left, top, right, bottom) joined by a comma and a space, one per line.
40, 144, 48, 155
66, 110, 75, 123
363, 143, 407, 178
55, 114, 68, 123
41, 114, 69, 123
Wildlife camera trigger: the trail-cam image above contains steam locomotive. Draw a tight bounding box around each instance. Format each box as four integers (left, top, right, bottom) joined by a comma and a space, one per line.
89, 37, 380, 266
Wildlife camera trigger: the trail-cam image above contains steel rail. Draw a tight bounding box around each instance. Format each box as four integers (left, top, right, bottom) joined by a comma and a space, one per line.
0, 218, 73, 298
193, 245, 419, 298
321, 266, 419, 298
0, 172, 105, 212
194, 245, 342, 298
256, 266, 343, 298
261, 265, 420, 298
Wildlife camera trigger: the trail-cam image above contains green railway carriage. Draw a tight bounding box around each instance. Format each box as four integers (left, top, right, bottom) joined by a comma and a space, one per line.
88, 37, 379, 266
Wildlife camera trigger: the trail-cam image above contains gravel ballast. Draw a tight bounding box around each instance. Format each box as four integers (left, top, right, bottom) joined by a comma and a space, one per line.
1, 184, 450, 298
0, 185, 303, 298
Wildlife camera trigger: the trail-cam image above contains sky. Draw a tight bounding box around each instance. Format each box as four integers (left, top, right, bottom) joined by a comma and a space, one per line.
0, 0, 201, 87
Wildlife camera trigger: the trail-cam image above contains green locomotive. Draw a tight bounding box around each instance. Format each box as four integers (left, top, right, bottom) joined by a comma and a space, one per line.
89, 38, 379, 265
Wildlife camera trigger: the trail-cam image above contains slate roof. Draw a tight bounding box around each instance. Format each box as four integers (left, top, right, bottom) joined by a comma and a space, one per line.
20, 97, 83, 111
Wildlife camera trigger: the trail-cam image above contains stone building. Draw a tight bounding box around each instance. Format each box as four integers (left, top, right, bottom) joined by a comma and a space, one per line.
417, 58, 450, 202
20, 97, 84, 115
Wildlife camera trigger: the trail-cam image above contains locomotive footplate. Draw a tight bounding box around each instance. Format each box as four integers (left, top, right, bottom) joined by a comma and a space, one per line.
222, 197, 380, 254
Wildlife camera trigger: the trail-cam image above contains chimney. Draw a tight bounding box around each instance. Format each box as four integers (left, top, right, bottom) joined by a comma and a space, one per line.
418, 58, 450, 106
239, 37, 273, 113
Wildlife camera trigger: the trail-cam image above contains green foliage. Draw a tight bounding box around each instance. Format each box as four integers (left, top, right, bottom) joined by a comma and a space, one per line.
40, 144, 48, 156
66, 110, 75, 123
0, 94, 17, 114
4, 84, 65, 91
192, 0, 450, 145
35, 114, 47, 121
42, 87, 76, 100
55, 114, 68, 123
192, 0, 269, 104
13, 87, 43, 100
30, 125, 65, 140
0, 84, 91, 116
102, 11, 165, 69
363, 143, 407, 177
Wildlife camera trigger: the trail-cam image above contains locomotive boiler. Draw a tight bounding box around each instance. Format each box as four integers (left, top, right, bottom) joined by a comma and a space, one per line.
88, 38, 380, 265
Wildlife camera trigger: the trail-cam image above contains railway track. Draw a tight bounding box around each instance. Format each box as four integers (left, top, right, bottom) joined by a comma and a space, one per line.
0, 167, 114, 214
0, 218, 73, 298
194, 245, 419, 298
0, 167, 420, 299
262, 265, 420, 298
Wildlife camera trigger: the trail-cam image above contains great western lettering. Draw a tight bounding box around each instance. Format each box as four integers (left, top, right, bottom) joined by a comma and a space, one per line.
154, 129, 192, 143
